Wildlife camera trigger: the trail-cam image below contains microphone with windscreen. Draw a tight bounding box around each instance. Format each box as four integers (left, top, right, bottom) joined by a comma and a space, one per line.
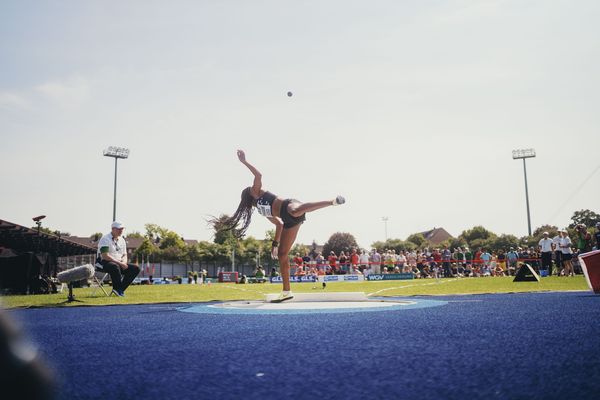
57, 264, 95, 303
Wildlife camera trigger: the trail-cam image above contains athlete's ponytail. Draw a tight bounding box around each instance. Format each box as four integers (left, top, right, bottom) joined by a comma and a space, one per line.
210, 187, 255, 239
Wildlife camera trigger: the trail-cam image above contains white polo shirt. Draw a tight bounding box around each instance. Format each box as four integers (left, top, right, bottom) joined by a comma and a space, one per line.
538, 238, 553, 253
97, 232, 127, 261
552, 236, 561, 251
559, 236, 573, 254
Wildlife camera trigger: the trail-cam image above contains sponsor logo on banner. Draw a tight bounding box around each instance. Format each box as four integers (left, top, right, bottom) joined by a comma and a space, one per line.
321, 275, 365, 282
367, 273, 414, 281
219, 272, 238, 282
270, 275, 317, 283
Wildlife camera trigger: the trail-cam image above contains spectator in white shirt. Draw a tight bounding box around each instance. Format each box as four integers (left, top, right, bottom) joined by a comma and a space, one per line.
359, 250, 370, 275
552, 233, 563, 275
97, 221, 140, 297
559, 230, 574, 277
538, 232, 554, 275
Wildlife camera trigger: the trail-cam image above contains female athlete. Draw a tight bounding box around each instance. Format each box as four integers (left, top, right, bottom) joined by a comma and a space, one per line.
214, 150, 345, 302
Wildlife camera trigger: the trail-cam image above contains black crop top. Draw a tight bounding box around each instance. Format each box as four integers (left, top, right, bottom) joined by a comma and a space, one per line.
256, 191, 276, 217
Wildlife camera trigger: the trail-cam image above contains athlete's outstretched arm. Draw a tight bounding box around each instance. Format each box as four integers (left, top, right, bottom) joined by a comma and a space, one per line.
237, 150, 262, 197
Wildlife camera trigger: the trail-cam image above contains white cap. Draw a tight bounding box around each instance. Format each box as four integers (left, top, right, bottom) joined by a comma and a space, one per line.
111, 221, 124, 229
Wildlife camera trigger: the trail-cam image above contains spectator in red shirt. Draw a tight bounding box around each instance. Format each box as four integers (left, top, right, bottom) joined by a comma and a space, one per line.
328, 251, 338, 274
350, 248, 359, 269
432, 248, 442, 267
293, 253, 304, 276
474, 248, 482, 270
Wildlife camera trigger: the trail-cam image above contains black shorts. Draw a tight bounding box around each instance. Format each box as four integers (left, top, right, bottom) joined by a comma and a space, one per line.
562, 253, 573, 261
280, 199, 306, 229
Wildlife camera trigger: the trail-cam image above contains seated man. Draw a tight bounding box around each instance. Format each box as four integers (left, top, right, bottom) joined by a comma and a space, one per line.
97, 221, 140, 297
254, 266, 266, 283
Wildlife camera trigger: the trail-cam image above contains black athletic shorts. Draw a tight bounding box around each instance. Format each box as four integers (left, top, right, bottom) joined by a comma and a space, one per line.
280, 199, 306, 229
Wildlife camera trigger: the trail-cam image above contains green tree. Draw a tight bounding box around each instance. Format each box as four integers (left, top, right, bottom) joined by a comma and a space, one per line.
374, 238, 417, 253
161, 245, 184, 261
90, 232, 103, 241
322, 232, 359, 256
487, 234, 520, 253
133, 237, 157, 260
532, 224, 559, 238
438, 237, 467, 251
184, 244, 202, 266
371, 241, 386, 252
197, 241, 220, 262
449, 237, 467, 250
159, 231, 186, 250
215, 242, 235, 264
569, 209, 600, 229
522, 224, 560, 248
239, 236, 267, 266
144, 223, 169, 241
125, 231, 144, 239
291, 243, 310, 257
406, 233, 426, 248
210, 214, 240, 245
264, 229, 276, 242
459, 226, 496, 248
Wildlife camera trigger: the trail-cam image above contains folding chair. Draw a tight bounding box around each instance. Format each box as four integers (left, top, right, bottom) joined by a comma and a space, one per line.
90, 261, 111, 297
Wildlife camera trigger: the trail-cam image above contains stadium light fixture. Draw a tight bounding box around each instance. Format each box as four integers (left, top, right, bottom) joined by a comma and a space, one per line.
512, 148, 536, 236
512, 148, 536, 160
103, 146, 130, 159
103, 146, 130, 221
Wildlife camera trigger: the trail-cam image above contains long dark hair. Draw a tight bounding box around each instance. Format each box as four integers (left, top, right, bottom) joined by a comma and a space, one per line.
210, 187, 255, 239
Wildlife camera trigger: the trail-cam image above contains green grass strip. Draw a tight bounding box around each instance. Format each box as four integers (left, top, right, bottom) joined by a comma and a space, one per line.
0, 276, 589, 309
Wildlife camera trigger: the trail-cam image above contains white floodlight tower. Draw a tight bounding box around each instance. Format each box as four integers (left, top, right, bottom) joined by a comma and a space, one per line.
382, 217, 389, 241
103, 146, 130, 221
512, 148, 536, 236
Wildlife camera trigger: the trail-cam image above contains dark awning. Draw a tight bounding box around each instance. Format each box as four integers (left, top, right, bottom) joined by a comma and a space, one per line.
0, 219, 95, 257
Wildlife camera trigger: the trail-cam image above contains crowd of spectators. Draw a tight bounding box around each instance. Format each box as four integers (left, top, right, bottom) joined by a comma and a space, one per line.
277, 223, 600, 280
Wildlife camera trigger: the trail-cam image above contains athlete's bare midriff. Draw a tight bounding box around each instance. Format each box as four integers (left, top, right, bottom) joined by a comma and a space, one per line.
271, 197, 283, 218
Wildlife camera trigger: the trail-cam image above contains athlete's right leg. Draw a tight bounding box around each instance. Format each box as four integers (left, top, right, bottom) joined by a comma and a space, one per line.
277, 224, 302, 292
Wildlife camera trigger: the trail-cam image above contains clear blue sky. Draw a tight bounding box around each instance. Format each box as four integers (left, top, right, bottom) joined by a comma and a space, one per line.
1, 0, 599, 248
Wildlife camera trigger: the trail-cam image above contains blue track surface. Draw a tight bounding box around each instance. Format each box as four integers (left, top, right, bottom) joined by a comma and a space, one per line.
9, 291, 600, 400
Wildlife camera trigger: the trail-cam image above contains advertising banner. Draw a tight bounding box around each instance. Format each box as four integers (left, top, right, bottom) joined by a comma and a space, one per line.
270, 275, 317, 283
367, 273, 414, 281
218, 272, 238, 283
321, 275, 365, 282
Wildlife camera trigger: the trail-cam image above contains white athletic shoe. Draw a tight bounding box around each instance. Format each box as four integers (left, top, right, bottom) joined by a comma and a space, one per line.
333, 195, 345, 206
271, 292, 294, 303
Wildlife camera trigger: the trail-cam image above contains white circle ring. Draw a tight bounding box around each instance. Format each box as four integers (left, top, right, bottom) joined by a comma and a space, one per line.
178, 298, 447, 315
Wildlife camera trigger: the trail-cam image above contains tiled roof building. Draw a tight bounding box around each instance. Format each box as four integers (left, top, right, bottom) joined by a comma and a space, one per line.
420, 227, 453, 245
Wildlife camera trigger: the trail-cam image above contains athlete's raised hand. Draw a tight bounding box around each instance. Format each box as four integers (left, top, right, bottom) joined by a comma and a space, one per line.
237, 149, 246, 163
